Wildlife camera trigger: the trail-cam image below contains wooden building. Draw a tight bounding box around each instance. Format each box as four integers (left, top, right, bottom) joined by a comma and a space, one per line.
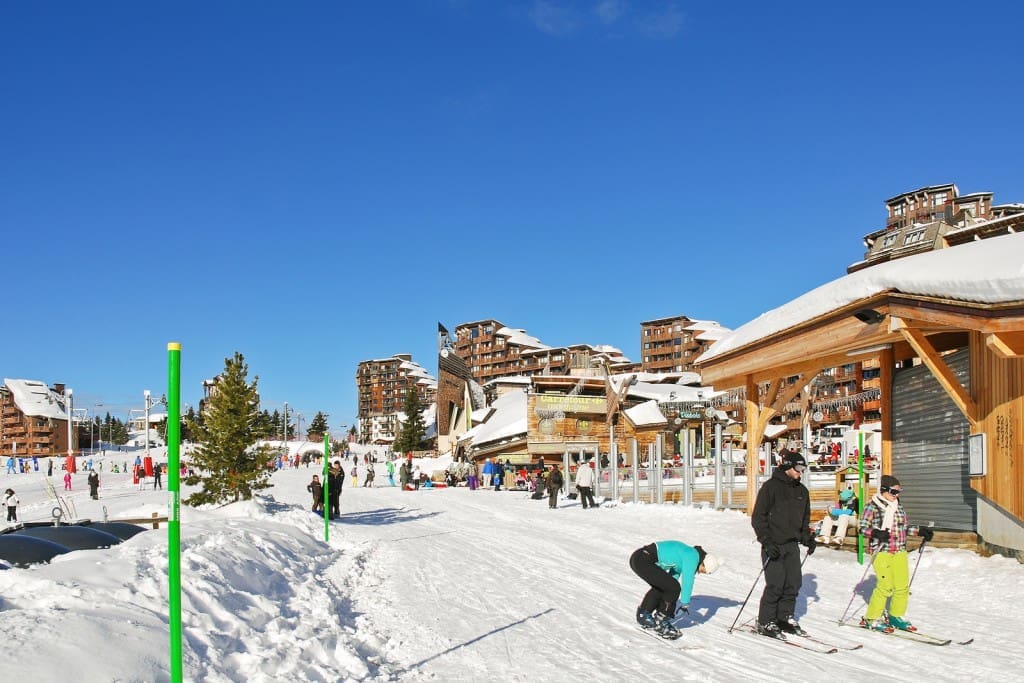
0, 379, 74, 457
355, 354, 436, 445
697, 232, 1024, 557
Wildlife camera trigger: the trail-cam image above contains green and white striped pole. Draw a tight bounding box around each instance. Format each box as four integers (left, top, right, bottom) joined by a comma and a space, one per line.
166, 342, 183, 683
323, 433, 330, 541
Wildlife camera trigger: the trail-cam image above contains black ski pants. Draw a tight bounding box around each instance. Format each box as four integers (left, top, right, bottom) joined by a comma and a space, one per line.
758, 541, 802, 625
629, 544, 679, 617
578, 486, 596, 509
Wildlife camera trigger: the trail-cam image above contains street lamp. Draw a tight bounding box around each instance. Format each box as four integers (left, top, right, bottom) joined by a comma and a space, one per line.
66, 388, 73, 458
282, 402, 289, 442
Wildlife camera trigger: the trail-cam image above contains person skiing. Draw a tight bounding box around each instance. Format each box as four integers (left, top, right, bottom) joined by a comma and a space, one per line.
629, 541, 721, 639
751, 449, 816, 638
364, 463, 375, 487
87, 469, 100, 500
3, 488, 19, 522
350, 464, 358, 488
307, 474, 323, 513
63, 471, 72, 490
325, 461, 344, 519
859, 475, 933, 632
153, 464, 163, 490
386, 460, 396, 487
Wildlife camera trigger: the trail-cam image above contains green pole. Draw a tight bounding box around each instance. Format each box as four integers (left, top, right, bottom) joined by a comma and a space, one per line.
323, 433, 330, 541
857, 431, 865, 565
167, 342, 183, 682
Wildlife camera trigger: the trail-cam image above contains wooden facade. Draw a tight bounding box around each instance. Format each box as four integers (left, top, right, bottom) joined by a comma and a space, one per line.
698, 277, 1024, 556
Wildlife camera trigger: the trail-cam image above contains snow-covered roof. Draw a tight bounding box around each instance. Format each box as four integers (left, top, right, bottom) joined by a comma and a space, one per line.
3, 378, 68, 419
624, 400, 668, 427
699, 232, 1024, 363
462, 391, 527, 447
695, 328, 730, 341
482, 375, 532, 388
495, 326, 549, 350
683, 319, 721, 331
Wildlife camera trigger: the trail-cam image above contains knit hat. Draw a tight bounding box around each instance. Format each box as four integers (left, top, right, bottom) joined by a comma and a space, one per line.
880, 474, 901, 491
780, 451, 807, 471
694, 545, 721, 574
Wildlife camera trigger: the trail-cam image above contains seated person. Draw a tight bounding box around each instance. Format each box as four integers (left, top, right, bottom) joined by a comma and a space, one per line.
817, 488, 860, 546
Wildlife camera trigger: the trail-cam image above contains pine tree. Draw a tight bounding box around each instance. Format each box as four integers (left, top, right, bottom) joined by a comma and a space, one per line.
184, 352, 271, 505
307, 412, 328, 441
394, 388, 428, 453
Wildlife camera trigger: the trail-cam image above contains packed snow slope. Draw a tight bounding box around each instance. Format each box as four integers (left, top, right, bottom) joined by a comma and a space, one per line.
0, 444, 1020, 682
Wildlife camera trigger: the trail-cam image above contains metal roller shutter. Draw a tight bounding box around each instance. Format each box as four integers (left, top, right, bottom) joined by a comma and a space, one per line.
891, 348, 976, 532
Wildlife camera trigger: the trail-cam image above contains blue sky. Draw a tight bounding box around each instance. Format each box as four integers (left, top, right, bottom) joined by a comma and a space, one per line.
3, 1, 1022, 433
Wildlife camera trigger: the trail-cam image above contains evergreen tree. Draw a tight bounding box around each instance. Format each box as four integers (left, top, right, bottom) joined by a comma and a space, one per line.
394, 388, 428, 453
184, 352, 271, 505
307, 412, 328, 441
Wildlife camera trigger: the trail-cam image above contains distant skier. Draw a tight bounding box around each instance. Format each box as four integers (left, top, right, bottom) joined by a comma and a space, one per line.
153, 464, 163, 490
386, 460, 396, 487
630, 541, 720, 639
88, 469, 100, 500
63, 471, 72, 491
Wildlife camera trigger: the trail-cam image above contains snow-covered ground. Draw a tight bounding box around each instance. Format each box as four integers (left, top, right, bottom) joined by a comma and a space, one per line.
0, 443, 1019, 682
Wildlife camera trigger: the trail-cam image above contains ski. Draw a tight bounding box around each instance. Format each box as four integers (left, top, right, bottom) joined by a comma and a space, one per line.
733, 625, 838, 654
800, 633, 863, 651
633, 626, 703, 650
840, 622, 956, 646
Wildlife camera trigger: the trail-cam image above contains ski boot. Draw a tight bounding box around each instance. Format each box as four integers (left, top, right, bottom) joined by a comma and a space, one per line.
778, 617, 807, 637
887, 615, 917, 632
655, 616, 681, 640
636, 610, 658, 629
860, 617, 894, 633
756, 620, 785, 639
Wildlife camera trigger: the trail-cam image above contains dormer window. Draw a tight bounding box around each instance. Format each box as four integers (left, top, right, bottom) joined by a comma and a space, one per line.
904, 229, 925, 245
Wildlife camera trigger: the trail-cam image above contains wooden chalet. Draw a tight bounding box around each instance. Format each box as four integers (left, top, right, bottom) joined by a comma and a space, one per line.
697, 232, 1024, 557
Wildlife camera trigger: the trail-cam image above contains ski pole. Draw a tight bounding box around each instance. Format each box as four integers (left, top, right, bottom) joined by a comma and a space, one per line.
728, 555, 770, 633
908, 537, 929, 589
838, 543, 879, 626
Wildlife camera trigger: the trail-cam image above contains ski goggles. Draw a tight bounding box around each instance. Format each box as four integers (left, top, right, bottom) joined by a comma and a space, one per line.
792, 464, 806, 473
882, 486, 903, 495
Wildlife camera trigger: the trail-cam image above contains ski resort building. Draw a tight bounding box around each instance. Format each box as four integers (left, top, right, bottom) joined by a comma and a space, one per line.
0, 379, 75, 457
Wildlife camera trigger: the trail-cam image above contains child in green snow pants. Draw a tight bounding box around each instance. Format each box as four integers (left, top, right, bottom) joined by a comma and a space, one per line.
865, 550, 909, 620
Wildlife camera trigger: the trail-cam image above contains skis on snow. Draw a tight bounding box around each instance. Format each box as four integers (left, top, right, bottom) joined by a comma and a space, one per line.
732, 625, 841, 654
840, 622, 973, 646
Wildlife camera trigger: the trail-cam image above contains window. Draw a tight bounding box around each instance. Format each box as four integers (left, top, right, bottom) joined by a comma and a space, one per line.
932, 192, 947, 207
904, 230, 925, 245
882, 233, 898, 248
892, 204, 905, 217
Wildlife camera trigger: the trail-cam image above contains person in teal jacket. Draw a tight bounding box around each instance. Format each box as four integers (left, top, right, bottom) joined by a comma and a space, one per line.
629, 540, 721, 639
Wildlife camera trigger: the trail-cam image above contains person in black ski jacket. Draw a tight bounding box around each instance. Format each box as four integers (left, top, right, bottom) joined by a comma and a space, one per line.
751, 450, 815, 638
87, 470, 101, 500
324, 462, 344, 519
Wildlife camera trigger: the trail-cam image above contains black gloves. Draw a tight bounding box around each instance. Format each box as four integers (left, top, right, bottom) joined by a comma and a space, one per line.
763, 543, 781, 560
872, 529, 890, 543
803, 536, 817, 555
918, 526, 934, 542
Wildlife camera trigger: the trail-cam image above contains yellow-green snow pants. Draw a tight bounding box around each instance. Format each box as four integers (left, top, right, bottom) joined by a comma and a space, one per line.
865, 550, 909, 619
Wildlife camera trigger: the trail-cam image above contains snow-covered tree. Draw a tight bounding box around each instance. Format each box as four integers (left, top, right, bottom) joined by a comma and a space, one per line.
184, 352, 272, 505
